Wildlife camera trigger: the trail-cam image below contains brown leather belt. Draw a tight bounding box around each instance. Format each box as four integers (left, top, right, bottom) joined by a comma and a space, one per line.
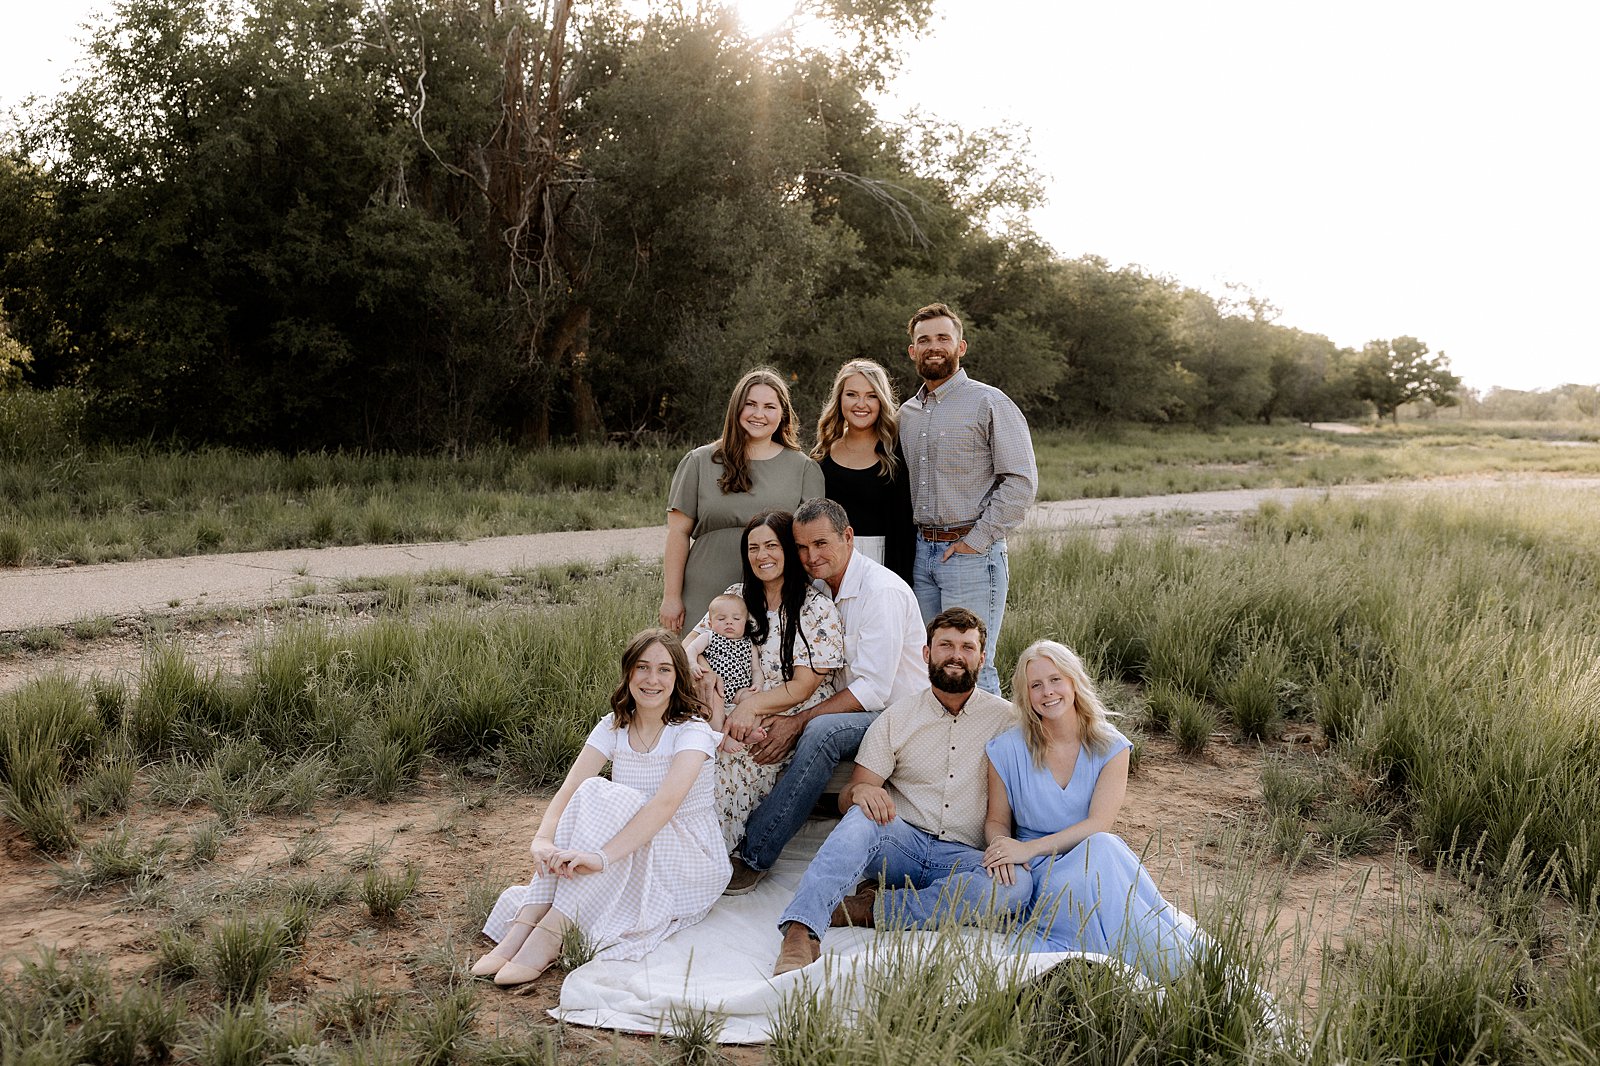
918, 524, 975, 542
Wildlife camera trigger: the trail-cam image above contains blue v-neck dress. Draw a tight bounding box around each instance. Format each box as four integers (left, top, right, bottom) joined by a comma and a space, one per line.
986, 725, 1201, 981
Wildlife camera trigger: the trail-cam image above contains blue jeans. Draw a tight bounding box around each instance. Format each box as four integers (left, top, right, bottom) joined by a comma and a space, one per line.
913, 536, 1009, 694
737, 711, 877, 871
779, 809, 1034, 937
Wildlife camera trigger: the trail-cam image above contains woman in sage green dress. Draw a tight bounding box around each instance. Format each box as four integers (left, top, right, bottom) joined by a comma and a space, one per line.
659, 368, 823, 635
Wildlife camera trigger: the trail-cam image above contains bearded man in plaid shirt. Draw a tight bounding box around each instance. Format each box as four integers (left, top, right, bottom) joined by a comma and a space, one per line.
898, 303, 1038, 695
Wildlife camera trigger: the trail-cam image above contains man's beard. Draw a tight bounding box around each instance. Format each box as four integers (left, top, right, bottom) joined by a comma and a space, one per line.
916, 354, 951, 381
929, 657, 977, 693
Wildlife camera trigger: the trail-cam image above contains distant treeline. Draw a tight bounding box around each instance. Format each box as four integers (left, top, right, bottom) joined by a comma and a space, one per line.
0, 0, 1501, 451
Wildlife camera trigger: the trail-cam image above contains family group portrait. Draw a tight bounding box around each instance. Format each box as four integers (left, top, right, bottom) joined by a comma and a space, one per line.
3, 0, 1600, 1063
468, 302, 1204, 1000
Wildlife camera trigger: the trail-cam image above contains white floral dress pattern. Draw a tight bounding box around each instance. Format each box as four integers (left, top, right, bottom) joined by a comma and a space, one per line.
692, 584, 845, 851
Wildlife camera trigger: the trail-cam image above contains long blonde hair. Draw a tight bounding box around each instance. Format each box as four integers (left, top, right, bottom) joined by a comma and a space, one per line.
811, 359, 900, 479
1010, 640, 1119, 766
714, 368, 801, 494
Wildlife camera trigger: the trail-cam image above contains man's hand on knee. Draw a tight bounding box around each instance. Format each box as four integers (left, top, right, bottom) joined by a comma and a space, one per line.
750, 713, 805, 764
851, 784, 896, 825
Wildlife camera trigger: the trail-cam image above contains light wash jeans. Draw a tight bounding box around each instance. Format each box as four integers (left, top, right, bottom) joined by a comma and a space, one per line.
736, 711, 877, 871
778, 809, 1034, 938
913, 536, 1009, 694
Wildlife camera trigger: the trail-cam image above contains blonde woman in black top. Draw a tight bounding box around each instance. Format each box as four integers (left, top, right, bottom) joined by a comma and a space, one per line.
811, 359, 914, 583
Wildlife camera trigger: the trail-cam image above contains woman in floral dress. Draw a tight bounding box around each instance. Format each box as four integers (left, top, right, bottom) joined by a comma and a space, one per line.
685, 510, 844, 851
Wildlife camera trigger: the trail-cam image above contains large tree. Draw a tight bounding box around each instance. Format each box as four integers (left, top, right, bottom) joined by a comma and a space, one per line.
3, 0, 953, 447
1354, 336, 1461, 423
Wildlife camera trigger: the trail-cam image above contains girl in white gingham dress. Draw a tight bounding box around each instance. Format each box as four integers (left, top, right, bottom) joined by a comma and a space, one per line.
472, 630, 732, 987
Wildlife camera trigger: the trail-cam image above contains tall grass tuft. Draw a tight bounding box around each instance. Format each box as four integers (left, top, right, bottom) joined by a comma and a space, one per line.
1219, 635, 1290, 740
665, 1002, 727, 1066
1, 674, 105, 778
362, 865, 421, 922
2, 746, 80, 854
74, 753, 136, 819
1170, 693, 1218, 757
312, 981, 399, 1042
558, 921, 602, 971
404, 987, 477, 1066
203, 914, 294, 1004
76, 983, 186, 1065
53, 825, 171, 896
188, 996, 284, 1066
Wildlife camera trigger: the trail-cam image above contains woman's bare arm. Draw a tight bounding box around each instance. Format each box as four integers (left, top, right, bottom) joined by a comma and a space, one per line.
659, 509, 694, 630
996, 749, 1131, 864
551, 749, 710, 875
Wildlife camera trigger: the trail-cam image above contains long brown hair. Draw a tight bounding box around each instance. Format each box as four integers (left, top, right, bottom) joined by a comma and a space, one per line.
713, 368, 800, 495
811, 359, 900, 479
609, 629, 707, 729
1010, 640, 1119, 766
739, 510, 812, 683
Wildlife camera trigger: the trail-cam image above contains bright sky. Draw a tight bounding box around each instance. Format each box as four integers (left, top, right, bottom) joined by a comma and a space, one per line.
3, 0, 1596, 391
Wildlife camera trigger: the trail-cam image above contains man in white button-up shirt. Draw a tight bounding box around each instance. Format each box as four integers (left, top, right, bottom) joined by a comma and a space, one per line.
724, 497, 925, 894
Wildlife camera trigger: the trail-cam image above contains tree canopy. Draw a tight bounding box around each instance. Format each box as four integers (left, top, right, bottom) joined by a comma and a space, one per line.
0, 0, 1466, 448
1353, 336, 1462, 423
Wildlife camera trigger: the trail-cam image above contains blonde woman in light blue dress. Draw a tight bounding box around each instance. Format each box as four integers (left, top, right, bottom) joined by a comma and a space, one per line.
982, 640, 1202, 982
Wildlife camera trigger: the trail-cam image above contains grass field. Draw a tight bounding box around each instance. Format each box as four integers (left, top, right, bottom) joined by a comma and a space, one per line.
3, 388, 1598, 568
3, 488, 1598, 1061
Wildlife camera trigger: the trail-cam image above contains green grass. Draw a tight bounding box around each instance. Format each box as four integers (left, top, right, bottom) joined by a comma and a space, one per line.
2, 487, 1598, 1060
3, 420, 1597, 568
1032, 419, 1600, 502
0, 441, 678, 567
1006, 485, 1600, 900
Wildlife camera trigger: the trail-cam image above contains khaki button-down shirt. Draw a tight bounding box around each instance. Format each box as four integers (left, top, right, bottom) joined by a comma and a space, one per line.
853, 686, 1017, 848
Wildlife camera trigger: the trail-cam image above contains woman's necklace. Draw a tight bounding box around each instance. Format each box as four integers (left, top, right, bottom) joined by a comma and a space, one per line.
631, 719, 666, 752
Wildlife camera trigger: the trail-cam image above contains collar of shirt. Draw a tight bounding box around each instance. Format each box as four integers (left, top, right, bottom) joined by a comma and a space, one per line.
911, 367, 970, 408
816, 547, 870, 605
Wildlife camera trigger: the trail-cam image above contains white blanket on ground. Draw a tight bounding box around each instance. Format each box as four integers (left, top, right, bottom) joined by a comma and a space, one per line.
552, 819, 1133, 1044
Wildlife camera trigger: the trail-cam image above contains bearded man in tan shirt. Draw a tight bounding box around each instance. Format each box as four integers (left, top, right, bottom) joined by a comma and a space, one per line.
772, 607, 1032, 975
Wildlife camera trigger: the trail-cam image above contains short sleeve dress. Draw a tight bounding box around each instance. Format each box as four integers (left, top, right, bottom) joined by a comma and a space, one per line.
986, 725, 1201, 981
667, 444, 825, 635
691, 583, 845, 851
482, 715, 732, 963
819, 447, 914, 585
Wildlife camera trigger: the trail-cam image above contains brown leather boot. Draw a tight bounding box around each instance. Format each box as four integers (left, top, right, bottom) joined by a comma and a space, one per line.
772, 922, 820, 975
829, 880, 877, 927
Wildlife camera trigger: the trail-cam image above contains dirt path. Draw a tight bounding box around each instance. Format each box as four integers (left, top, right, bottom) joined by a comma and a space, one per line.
6, 474, 1597, 634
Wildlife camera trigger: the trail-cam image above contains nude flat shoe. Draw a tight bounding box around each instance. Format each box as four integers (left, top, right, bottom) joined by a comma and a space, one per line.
493, 926, 563, 987
471, 918, 535, 978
